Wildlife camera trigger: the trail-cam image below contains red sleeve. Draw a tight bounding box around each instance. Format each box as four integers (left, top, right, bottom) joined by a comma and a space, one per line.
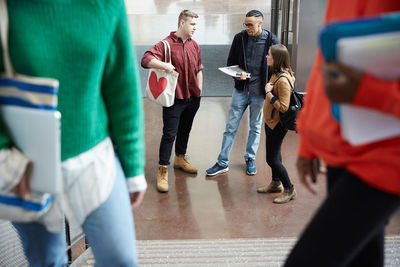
140, 41, 165, 69
352, 74, 400, 119
296, 53, 322, 160
297, 135, 317, 160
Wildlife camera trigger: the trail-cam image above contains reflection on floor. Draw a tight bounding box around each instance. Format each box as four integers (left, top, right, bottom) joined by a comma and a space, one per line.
134, 97, 400, 240
73, 97, 400, 266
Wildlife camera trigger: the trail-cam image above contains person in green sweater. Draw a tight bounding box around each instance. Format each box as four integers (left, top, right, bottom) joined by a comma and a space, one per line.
0, 0, 146, 266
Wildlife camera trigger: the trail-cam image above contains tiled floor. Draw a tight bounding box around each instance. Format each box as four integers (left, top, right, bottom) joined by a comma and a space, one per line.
133, 97, 400, 240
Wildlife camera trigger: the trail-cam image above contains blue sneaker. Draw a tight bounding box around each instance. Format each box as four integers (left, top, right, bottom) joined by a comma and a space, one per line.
246, 158, 257, 175
206, 163, 229, 176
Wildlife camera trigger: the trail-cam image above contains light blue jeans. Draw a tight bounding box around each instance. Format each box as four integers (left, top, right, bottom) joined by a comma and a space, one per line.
13, 158, 139, 267
217, 89, 265, 167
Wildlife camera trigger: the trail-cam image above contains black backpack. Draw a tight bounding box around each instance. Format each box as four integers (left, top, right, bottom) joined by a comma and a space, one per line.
274, 76, 304, 131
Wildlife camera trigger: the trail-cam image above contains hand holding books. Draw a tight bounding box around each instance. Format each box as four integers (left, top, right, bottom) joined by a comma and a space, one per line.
219, 65, 251, 79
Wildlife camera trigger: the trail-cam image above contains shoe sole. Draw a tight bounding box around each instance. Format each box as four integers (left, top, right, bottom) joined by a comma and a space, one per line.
173, 164, 198, 174
206, 167, 229, 176
157, 187, 168, 193
273, 194, 296, 204
257, 189, 284, 193
246, 171, 257, 176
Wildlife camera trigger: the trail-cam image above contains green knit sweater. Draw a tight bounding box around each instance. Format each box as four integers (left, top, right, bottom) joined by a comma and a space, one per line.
0, 0, 145, 178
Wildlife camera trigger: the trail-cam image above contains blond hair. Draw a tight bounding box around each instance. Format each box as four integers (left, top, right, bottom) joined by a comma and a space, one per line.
178, 10, 199, 27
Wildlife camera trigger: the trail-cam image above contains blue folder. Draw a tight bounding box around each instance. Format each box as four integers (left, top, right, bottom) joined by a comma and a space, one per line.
320, 11, 400, 61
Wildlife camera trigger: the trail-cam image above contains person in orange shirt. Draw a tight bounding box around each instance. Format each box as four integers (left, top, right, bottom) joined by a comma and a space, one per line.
284, 1, 400, 266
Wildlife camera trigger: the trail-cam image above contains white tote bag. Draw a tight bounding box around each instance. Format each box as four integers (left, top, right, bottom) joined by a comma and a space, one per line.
145, 40, 179, 107
0, 0, 59, 222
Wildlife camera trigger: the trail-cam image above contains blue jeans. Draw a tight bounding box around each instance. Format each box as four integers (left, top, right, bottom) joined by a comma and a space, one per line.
217, 89, 265, 167
13, 158, 139, 267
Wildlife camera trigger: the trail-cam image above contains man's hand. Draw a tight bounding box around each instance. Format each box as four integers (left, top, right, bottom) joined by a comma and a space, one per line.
11, 162, 32, 200
235, 71, 247, 80
163, 62, 176, 73
296, 156, 321, 194
322, 61, 363, 103
130, 190, 146, 209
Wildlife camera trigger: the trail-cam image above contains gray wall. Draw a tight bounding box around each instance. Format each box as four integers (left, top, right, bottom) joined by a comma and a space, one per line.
295, 0, 328, 91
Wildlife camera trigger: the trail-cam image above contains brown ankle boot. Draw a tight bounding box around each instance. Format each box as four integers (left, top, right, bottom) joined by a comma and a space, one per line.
157, 166, 168, 192
257, 180, 284, 193
174, 154, 197, 174
273, 187, 297, 204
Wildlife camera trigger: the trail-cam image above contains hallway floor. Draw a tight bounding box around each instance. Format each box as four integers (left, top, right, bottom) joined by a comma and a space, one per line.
73, 97, 400, 266
134, 97, 400, 240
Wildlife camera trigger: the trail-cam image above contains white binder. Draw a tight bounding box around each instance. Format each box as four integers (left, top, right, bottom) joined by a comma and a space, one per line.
0, 105, 62, 194
337, 31, 400, 145
320, 12, 400, 145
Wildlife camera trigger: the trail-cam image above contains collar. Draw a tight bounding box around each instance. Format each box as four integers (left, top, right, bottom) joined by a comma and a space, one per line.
170, 31, 191, 43
257, 29, 268, 41
242, 29, 268, 41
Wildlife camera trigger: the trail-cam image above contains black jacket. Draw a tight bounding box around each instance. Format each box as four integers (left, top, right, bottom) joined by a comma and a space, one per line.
227, 29, 279, 96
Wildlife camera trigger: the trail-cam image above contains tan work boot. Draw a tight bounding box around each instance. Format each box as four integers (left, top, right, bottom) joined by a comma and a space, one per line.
174, 154, 197, 174
157, 166, 168, 192
273, 187, 296, 204
257, 180, 284, 193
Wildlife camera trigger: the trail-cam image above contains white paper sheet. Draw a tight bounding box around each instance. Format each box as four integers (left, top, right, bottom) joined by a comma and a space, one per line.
336, 31, 400, 145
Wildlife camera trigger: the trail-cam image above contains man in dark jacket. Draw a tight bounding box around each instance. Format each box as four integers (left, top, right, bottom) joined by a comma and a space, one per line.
207, 10, 279, 176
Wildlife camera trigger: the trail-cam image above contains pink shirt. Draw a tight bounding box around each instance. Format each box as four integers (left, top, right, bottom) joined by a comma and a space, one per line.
141, 32, 203, 99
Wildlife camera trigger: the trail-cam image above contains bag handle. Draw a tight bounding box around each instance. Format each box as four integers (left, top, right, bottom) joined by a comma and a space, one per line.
161, 40, 172, 64
0, 0, 15, 77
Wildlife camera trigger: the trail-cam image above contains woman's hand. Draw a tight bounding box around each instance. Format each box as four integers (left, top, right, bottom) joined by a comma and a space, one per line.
265, 83, 273, 93
11, 162, 32, 200
296, 156, 321, 194
322, 61, 363, 103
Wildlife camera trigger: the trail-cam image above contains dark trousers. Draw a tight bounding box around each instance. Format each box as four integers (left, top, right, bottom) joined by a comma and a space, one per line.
159, 97, 200, 165
284, 167, 400, 267
265, 123, 292, 189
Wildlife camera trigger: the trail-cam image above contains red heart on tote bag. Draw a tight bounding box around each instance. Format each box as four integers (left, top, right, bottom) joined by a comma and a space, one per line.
148, 71, 167, 99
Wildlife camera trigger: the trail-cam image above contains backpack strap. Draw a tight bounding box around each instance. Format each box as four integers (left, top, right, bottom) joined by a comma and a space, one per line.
273, 74, 294, 93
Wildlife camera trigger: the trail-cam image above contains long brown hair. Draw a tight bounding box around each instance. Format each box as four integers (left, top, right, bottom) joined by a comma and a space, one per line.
270, 44, 293, 75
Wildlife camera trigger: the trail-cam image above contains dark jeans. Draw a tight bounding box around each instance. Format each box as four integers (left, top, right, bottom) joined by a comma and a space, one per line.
284, 167, 400, 267
265, 123, 292, 189
159, 97, 200, 165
